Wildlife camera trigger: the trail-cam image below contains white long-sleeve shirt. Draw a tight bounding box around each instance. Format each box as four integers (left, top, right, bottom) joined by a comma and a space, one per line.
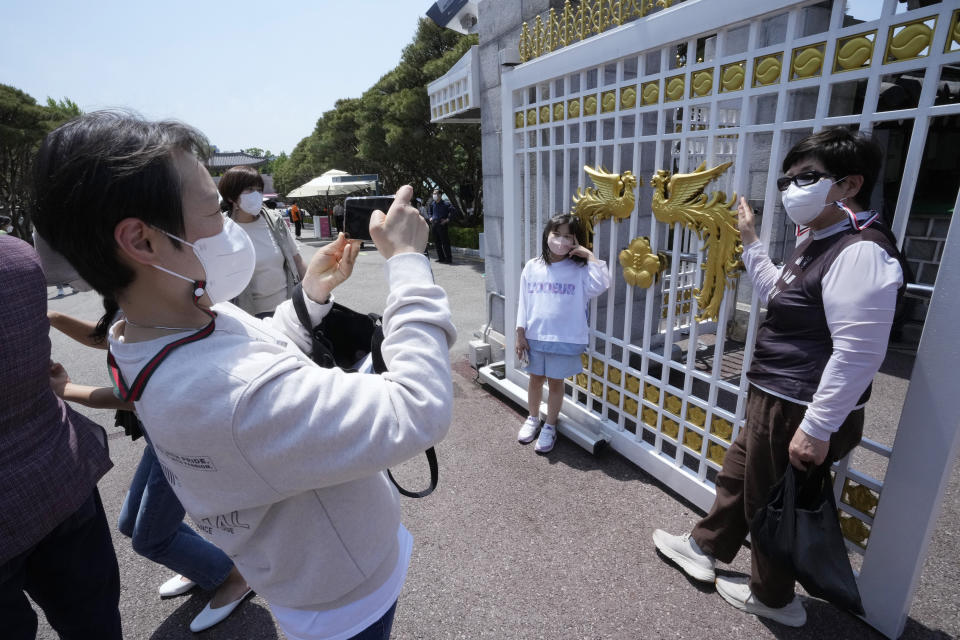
743, 217, 903, 441
516, 257, 611, 344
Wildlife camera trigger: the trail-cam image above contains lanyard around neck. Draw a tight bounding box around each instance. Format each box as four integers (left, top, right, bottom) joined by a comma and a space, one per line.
108, 283, 217, 402
796, 201, 879, 237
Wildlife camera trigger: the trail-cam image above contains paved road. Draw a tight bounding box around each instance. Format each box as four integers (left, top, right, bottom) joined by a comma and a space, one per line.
38, 242, 959, 639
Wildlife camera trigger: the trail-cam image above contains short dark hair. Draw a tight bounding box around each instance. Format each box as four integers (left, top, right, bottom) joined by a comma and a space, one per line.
33, 111, 210, 300
217, 165, 264, 214
540, 213, 587, 265
781, 128, 882, 210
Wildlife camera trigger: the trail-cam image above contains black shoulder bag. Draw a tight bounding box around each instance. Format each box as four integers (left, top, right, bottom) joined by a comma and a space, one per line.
291, 284, 438, 498
750, 464, 864, 614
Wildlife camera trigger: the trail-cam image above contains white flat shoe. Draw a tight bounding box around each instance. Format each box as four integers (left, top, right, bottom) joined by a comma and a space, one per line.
158, 574, 196, 598
189, 588, 253, 632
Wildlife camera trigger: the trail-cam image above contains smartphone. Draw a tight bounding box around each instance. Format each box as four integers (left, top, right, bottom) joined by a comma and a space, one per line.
343, 196, 395, 241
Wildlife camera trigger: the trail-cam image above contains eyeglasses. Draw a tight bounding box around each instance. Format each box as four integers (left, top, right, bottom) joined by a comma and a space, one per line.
776, 170, 835, 192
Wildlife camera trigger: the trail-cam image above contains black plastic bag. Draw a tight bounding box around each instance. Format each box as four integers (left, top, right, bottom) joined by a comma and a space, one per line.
750, 464, 864, 615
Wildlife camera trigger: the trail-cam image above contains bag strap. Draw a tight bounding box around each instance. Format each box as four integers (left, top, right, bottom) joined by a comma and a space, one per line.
292, 283, 438, 499
292, 283, 336, 368
387, 447, 438, 498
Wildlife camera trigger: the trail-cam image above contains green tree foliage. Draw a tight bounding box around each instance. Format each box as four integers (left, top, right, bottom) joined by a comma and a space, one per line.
0, 86, 81, 239
278, 19, 481, 225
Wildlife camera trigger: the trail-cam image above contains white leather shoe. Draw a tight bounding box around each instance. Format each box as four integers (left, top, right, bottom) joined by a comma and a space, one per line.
158, 574, 196, 598
189, 588, 253, 632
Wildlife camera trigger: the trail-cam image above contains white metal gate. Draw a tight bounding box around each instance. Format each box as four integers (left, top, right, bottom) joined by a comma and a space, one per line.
491, 0, 960, 637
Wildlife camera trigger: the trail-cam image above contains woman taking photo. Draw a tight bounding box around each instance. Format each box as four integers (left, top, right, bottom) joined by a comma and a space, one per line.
218, 165, 306, 317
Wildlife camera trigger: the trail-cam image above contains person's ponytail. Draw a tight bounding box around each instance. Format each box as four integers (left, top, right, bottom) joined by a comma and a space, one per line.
93, 295, 121, 344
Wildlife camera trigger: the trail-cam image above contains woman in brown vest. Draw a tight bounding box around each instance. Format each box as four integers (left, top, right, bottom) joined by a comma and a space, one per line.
652, 129, 908, 627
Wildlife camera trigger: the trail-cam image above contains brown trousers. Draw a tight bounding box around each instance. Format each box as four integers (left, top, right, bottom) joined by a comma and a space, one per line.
691, 386, 863, 608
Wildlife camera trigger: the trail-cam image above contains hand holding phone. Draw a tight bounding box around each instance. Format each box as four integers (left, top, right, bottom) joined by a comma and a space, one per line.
343, 196, 395, 242
369, 185, 429, 259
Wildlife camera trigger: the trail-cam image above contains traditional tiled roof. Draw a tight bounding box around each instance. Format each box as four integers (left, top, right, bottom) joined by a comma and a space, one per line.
206, 152, 267, 170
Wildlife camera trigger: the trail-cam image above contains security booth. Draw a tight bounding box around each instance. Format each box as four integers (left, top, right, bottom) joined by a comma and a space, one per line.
429, 0, 960, 637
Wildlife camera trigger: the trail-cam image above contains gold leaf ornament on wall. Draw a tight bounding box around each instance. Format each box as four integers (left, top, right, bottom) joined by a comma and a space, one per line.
573, 166, 638, 248
650, 161, 743, 322
791, 45, 825, 80
754, 54, 782, 86
584, 95, 598, 115
886, 19, 935, 62
601, 91, 617, 112
568, 98, 581, 118
835, 32, 876, 71
720, 62, 745, 92
641, 81, 660, 105
665, 75, 685, 102
691, 70, 713, 97
949, 9, 960, 52
620, 236, 668, 288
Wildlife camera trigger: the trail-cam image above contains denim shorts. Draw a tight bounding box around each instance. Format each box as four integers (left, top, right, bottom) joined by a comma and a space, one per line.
526, 348, 584, 379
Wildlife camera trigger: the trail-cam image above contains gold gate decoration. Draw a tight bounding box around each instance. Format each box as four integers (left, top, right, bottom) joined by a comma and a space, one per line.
572, 166, 637, 248
649, 161, 742, 322
619, 236, 668, 288
518, 0, 677, 63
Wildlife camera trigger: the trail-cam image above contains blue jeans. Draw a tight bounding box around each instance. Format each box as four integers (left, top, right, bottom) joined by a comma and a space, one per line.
117, 444, 233, 590
349, 600, 397, 640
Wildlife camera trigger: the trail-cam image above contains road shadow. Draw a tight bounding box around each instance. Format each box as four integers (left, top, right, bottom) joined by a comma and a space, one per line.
878, 348, 915, 379
147, 593, 278, 640
474, 375, 659, 486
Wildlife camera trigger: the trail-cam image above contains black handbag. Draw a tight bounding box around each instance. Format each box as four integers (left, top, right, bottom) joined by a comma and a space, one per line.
291, 284, 438, 498
750, 464, 864, 614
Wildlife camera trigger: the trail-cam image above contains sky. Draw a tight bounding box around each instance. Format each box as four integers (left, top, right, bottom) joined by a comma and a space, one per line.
0, 0, 440, 155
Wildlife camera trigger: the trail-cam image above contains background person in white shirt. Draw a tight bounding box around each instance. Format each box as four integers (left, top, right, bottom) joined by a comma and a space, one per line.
652, 129, 908, 628
218, 165, 307, 318
514, 213, 611, 454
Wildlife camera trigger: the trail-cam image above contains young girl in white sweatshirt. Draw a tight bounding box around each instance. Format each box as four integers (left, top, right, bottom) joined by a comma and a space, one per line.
515, 214, 611, 453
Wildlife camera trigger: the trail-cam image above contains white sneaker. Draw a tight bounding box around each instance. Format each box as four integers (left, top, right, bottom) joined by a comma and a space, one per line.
534, 424, 557, 453
715, 575, 807, 627
517, 416, 541, 443
158, 574, 196, 598
652, 530, 716, 583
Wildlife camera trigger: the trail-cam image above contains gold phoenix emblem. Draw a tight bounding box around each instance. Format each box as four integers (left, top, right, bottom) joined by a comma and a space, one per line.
650, 161, 742, 322
619, 236, 668, 289
572, 166, 637, 248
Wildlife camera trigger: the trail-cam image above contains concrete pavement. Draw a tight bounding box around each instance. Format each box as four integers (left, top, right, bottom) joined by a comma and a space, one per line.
37, 243, 959, 639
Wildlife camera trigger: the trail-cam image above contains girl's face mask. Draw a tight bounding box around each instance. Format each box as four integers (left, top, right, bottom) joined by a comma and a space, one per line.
547, 233, 574, 256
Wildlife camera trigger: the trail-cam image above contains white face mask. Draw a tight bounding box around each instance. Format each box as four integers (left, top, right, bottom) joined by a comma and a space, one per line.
433, 194, 440, 202
152, 216, 256, 304
781, 178, 842, 227
548, 235, 573, 255
238, 191, 263, 215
